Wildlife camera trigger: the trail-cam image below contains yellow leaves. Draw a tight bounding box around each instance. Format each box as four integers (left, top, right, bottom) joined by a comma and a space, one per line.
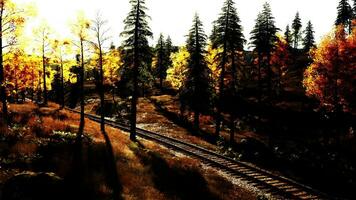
70, 11, 91, 41
166, 47, 189, 90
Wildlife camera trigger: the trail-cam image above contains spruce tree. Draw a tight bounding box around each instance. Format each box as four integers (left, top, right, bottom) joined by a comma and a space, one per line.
303, 21, 316, 52
292, 12, 302, 49
284, 25, 292, 47
250, 2, 279, 99
180, 14, 212, 131
211, 0, 245, 140
155, 33, 166, 89
336, 0, 352, 33
121, 0, 152, 141
165, 36, 173, 67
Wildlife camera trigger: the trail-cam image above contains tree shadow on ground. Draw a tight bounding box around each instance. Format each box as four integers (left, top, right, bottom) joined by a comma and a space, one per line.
148, 98, 217, 144
132, 146, 218, 200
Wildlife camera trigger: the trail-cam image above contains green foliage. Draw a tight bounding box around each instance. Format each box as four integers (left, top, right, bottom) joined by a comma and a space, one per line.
180, 14, 213, 115
284, 25, 292, 48
336, 0, 353, 28
303, 21, 316, 51
120, 0, 153, 95
292, 12, 302, 49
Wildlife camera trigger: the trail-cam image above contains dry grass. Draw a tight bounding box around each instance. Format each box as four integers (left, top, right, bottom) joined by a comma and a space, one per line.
0, 102, 257, 200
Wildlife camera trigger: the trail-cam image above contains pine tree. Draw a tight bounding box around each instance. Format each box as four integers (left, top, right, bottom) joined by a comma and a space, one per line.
180, 14, 212, 131
250, 2, 279, 100
336, 0, 352, 33
155, 33, 166, 89
353, 0, 356, 19
303, 21, 316, 52
211, 0, 245, 140
292, 12, 302, 49
284, 25, 292, 47
121, 0, 152, 141
165, 36, 173, 67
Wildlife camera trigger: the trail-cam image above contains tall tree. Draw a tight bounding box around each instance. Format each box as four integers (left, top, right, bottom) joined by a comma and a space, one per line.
336, 0, 353, 33
304, 26, 356, 113
89, 13, 122, 200
292, 12, 302, 49
0, 0, 25, 122
34, 22, 52, 106
180, 14, 212, 131
51, 39, 70, 108
250, 2, 279, 99
154, 33, 166, 89
121, 0, 152, 141
353, 0, 356, 19
71, 12, 90, 142
165, 36, 173, 68
303, 21, 316, 52
211, 0, 245, 141
284, 24, 292, 47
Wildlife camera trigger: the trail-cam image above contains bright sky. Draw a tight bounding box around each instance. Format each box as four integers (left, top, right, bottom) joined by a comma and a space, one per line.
14, 0, 338, 48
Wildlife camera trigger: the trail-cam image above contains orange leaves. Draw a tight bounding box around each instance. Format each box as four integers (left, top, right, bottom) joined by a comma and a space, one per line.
303, 25, 356, 112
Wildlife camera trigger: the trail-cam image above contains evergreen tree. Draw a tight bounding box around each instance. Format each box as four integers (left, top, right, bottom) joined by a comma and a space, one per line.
303, 21, 316, 52
165, 36, 173, 67
211, 0, 245, 140
250, 2, 279, 100
284, 25, 292, 47
155, 33, 166, 89
121, 0, 152, 141
353, 0, 356, 19
336, 0, 352, 33
292, 12, 302, 49
180, 14, 212, 131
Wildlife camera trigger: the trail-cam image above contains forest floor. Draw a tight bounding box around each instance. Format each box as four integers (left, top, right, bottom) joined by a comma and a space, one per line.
0, 101, 262, 200
82, 91, 356, 199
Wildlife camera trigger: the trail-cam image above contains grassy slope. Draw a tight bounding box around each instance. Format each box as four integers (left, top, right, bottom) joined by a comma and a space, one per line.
0, 102, 256, 200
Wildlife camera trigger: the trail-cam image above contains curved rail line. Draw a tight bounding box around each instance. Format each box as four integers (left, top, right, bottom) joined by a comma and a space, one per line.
66, 108, 331, 199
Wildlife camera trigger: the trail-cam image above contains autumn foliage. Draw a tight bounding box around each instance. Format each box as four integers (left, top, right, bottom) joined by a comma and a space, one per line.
303, 25, 356, 113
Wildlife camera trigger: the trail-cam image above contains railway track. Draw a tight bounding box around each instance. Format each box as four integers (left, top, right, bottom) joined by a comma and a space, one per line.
67, 108, 331, 200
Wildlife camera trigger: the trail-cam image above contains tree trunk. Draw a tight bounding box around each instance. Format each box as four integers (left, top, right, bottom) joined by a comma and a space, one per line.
257, 52, 262, 103
42, 41, 48, 106
229, 114, 235, 145
60, 56, 65, 109
77, 39, 85, 143
130, 0, 141, 141
0, 11, 8, 122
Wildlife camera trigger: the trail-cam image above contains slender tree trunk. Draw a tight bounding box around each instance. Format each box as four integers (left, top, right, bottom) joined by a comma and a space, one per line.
0, 9, 8, 122
266, 52, 272, 98
98, 45, 105, 134
215, 5, 230, 137
77, 39, 85, 143
60, 56, 65, 109
257, 52, 262, 102
229, 114, 235, 145
130, 0, 140, 141
42, 39, 48, 106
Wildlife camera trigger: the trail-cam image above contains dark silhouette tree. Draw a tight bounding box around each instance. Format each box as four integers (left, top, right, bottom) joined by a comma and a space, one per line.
121, 0, 152, 141
180, 13, 212, 131
292, 12, 302, 49
165, 36, 173, 69
284, 25, 292, 47
353, 0, 356, 19
336, 0, 353, 33
211, 0, 245, 141
250, 2, 279, 99
155, 33, 166, 89
303, 21, 316, 52
71, 13, 90, 143
0, 1, 25, 122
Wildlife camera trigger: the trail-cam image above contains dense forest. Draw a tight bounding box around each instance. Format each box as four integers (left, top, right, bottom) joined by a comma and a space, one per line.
0, 0, 355, 199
